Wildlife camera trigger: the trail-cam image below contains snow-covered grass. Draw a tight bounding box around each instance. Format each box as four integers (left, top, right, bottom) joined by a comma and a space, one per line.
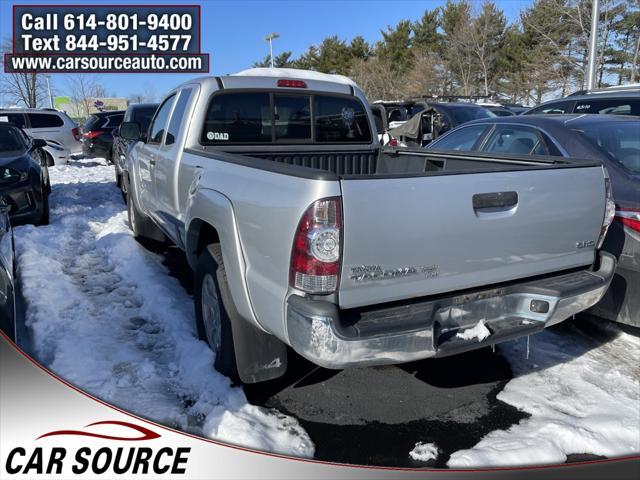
14, 157, 314, 458
448, 321, 640, 467
409, 442, 439, 462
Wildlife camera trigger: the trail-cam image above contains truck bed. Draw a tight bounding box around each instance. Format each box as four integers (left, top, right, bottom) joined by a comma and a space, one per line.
190, 146, 600, 179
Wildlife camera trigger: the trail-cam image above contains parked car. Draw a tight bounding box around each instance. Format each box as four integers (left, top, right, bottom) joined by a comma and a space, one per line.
388, 101, 495, 147
112, 103, 158, 194
0, 201, 16, 340
42, 140, 71, 166
0, 124, 51, 225
427, 114, 639, 327
524, 87, 640, 116
121, 69, 615, 384
81, 111, 125, 161
0, 200, 16, 341
477, 103, 515, 116
0, 108, 82, 154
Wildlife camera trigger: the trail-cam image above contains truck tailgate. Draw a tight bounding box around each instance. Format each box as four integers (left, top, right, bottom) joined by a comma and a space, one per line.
339, 166, 605, 309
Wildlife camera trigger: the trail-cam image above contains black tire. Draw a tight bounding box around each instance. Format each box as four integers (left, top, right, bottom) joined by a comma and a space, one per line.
126, 182, 164, 242
194, 244, 239, 382
39, 186, 50, 225
44, 151, 54, 167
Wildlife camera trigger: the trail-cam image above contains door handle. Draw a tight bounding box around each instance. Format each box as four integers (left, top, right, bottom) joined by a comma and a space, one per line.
473, 191, 518, 210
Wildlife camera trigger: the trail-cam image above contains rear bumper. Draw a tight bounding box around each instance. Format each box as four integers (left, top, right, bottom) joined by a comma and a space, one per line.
286, 251, 616, 369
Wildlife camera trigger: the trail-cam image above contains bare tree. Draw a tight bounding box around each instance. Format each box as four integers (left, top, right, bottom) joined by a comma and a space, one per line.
0, 40, 46, 107
402, 52, 446, 97
66, 75, 105, 118
349, 57, 404, 100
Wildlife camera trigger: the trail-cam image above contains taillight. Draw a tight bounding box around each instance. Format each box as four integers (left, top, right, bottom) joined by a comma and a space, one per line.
616, 208, 640, 233
597, 170, 616, 249
84, 130, 103, 139
72, 126, 81, 141
277, 79, 307, 88
290, 197, 342, 294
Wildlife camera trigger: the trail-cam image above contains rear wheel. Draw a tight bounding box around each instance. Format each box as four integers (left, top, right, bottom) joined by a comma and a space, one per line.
194, 244, 239, 382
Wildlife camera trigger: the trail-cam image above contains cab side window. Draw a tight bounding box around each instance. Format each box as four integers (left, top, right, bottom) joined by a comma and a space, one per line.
148, 94, 176, 145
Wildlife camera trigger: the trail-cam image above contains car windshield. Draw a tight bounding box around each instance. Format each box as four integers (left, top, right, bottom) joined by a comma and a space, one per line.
440, 104, 496, 124
573, 122, 640, 173
0, 126, 24, 152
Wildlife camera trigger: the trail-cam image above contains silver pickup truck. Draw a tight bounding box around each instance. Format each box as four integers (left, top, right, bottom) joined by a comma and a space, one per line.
121, 69, 616, 384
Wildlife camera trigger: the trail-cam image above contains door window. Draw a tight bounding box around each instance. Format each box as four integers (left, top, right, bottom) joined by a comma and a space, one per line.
0, 113, 27, 128
166, 89, 192, 145
428, 124, 488, 151
482, 125, 551, 155
26, 113, 64, 128
148, 94, 176, 144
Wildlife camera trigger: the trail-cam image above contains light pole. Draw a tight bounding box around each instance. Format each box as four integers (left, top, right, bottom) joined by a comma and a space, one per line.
44, 75, 54, 108
265, 32, 280, 68
585, 0, 600, 90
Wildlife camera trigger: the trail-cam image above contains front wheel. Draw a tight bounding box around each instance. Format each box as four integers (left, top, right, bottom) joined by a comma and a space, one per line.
38, 186, 50, 225
194, 244, 239, 382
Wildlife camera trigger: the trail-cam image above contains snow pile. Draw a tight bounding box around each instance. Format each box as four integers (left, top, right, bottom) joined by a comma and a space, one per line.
456, 320, 491, 342
14, 157, 314, 458
448, 322, 640, 467
409, 442, 439, 462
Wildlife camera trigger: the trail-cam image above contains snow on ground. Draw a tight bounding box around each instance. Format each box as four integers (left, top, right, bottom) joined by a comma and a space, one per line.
456, 319, 491, 342
448, 321, 640, 467
13, 157, 314, 458
409, 442, 439, 462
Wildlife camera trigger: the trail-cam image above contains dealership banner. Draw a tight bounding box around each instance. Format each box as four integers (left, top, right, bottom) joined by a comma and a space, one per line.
1, 334, 638, 479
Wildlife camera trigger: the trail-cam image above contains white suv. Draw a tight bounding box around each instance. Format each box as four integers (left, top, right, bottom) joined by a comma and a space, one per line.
0, 109, 82, 154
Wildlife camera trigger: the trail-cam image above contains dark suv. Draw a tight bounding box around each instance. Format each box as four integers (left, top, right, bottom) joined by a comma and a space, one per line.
524, 87, 640, 116
81, 111, 125, 160
111, 103, 158, 194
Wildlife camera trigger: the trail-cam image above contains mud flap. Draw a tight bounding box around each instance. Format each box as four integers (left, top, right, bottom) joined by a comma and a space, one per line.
214, 249, 288, 383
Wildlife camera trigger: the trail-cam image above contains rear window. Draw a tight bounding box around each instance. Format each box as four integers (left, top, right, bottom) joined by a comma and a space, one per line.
83, 115, 100, 131
27, 113, 64, 128
132, 107, 158, 133
574, 122, 640, 173
201, 91, 371, 144
0, 126, 25, 152
526, 101, 573, 115
574, 98, 640, 116
438, 105, 495, 125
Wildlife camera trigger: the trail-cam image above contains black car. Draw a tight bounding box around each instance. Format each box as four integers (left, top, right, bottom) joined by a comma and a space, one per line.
81, 110, 125, 160
0, 201, 16, 341
111, 103, 158, 193
524, 89, 640, 116
0, 124, 51, 226
387, 101, 496, 147
427, 114, 640, 327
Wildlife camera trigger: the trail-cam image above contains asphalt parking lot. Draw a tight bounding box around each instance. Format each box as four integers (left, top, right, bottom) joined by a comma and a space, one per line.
154, 242, 612, 467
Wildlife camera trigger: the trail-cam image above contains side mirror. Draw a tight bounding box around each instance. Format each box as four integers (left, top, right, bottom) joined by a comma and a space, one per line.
32, 138, 47, 148
120, 122, 142, 141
